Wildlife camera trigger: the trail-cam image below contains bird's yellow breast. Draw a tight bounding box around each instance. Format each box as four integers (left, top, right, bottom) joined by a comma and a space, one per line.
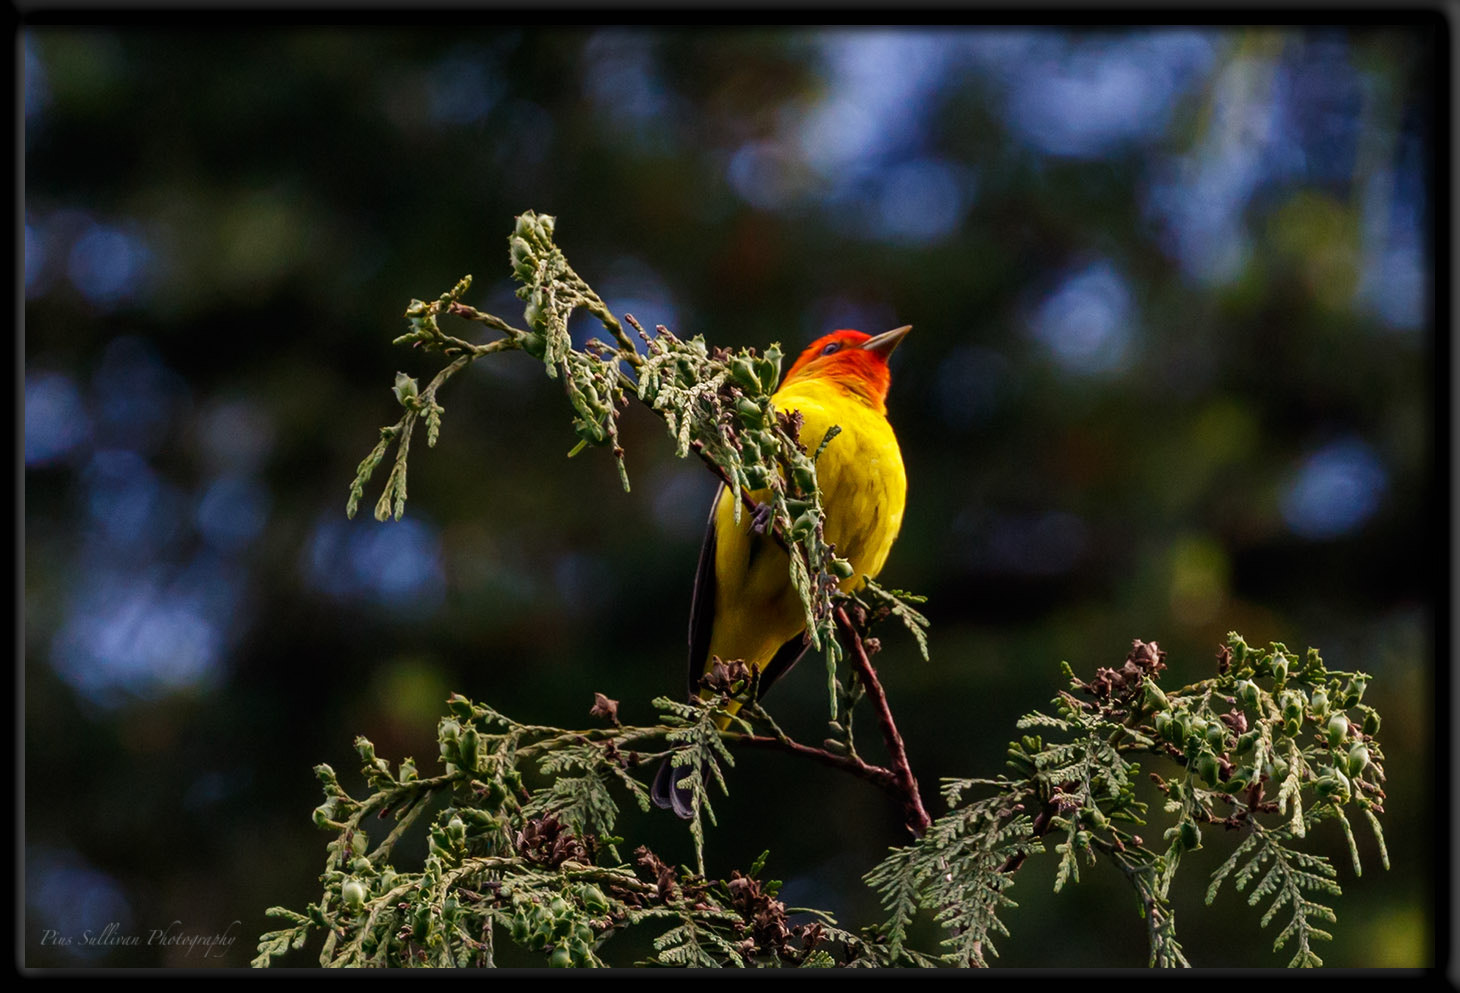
705, 377, 906, 674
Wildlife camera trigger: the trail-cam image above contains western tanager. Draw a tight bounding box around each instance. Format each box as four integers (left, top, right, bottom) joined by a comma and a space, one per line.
652, 326, 910, 817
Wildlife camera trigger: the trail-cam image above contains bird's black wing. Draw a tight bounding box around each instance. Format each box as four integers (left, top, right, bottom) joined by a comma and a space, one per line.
654, 487, 725, 818
655, 484, 807, 819
756, 634, 810, 699
685, 484, 721, 697
687, 484, 806, 697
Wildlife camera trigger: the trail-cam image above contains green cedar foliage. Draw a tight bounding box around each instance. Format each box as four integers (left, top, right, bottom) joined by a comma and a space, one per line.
261, 214, 1388, 969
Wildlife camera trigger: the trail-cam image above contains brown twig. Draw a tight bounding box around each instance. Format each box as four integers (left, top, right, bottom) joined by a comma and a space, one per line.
997, 797, 1059, 875
689, 439, 769, 532
726, 731, 902, 797
833, 605, 931, 838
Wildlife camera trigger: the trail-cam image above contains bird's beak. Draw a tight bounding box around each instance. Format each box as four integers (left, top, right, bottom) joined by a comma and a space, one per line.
860, 325, 911, 358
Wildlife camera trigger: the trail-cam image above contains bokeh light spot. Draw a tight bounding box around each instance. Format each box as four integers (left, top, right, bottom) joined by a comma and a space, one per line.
67, 223, 151, 307
195, 474, 271, 553
82, 449, 177, 551
582, 30, 675, 143
799, 31, 954, 177
27, 847, 133, 957
305, 515, 447, 616
1028, 261, 1135, 375
727, 141, 803, 210
195, 398, 276, 475
1168, 534, 1229, 625
50, 560, 234, 706
598, 257, 680, 348
1281, 438, 1387, 540
25, 371, 92, 467
873, 158, 971, 244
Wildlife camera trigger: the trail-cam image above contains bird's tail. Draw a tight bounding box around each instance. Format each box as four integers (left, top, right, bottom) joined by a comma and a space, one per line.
651, 692, 745, 820
650, 755, 697, 819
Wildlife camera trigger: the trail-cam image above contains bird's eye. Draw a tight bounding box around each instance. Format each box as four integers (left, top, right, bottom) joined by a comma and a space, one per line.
821, 342, 841, 356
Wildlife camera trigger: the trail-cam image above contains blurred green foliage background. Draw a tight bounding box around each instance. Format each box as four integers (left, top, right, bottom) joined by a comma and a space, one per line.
23, 24, 1436, 968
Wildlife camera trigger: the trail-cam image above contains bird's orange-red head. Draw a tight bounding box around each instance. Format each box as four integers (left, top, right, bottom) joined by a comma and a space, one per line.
781, 326, 910, 413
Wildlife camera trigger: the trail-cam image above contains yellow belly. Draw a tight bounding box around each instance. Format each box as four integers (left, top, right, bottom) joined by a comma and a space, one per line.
705, 379, 906, 675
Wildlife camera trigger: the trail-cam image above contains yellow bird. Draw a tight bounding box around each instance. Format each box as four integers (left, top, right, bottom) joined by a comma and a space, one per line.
652, 326, 910, 816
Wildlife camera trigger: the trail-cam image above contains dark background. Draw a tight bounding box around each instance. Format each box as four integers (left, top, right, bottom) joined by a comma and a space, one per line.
22, 23, 1438, 968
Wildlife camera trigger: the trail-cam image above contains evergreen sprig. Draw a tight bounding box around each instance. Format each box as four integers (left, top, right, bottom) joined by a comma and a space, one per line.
255, 691, 858, 968
259, 634, 1388, 969
272, 212, 1393, 969
863, 778, 1038, 967
348, 211, 865, 717
1207, 815, 1342, 966
854, 634, 1387, 969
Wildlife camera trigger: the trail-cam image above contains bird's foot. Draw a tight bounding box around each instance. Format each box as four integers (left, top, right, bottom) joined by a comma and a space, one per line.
750, 500, 774, 536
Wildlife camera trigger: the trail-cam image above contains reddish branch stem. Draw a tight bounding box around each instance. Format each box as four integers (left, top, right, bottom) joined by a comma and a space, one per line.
728, 732, 901, 795
688, 439, 763, 524
834, 605, 932, 838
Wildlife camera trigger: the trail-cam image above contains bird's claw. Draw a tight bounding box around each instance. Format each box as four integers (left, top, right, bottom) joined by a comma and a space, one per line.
750, 501, 774, 536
